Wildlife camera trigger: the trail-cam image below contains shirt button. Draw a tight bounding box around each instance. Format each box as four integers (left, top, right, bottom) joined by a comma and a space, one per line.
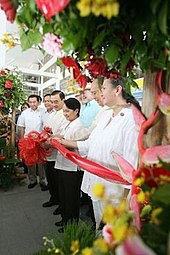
120, 113, 124, 116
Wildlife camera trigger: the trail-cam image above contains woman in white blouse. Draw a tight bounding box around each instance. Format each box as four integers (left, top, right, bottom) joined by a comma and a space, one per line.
56, 78, 140, 229
54, 98, 90, 233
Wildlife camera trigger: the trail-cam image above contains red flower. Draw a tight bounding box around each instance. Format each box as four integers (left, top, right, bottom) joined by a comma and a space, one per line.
86, 56, 108, 78
126, 58, 136, 72
35, 0, 70, 21
105, 69, 122, 79
0, 155, 6, 161
0, 101, 4, 108
5, 80, 13, 89
134, 165, 170, 188
0, 0, 16, 23
0, 70, 6, 75
61, 56, 88, 88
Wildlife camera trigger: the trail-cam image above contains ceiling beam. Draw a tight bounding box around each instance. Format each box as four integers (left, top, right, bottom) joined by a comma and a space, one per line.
39, 56, 57, 72
7, 66, 58, 78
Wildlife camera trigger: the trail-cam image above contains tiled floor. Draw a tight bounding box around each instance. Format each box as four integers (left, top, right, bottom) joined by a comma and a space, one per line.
0, 179, 61, 255
0, 178, 93, 255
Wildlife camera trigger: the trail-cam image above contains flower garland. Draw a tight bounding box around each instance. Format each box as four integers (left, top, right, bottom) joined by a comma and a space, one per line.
0, 69, 26, 113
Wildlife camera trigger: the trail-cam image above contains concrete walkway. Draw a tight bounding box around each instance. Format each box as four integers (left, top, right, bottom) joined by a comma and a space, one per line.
0, 179, 61, 255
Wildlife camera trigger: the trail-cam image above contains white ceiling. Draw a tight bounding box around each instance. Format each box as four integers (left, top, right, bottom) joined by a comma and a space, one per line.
6, 45, 44, 70
1, 13, 44, 70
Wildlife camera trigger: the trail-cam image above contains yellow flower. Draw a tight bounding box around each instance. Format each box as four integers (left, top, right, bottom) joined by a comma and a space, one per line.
112, 224, 128, 242
137, 190, 145, 203
118, 200, 127, 214
55, 248, 61, 254
92, 2, 119, 19
102, 204, 117, 224
92, 183, 105, 199
77, 0, 91, 17
134, 177, 145, 186
77, 0, 120, 19
93, 238, 109, 252
81, 247, 94, 255
151, 207, 163, 225
70, 240, 79, 254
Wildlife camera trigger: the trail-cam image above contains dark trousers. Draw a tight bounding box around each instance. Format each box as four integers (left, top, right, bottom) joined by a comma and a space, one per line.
45, 161, 59, 203
58, 169, 83, 225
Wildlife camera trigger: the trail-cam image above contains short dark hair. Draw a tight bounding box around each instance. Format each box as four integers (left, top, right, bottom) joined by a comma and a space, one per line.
64, 98, 81, 117
44, 93, 51, 98
51, 90, 65, 100
28, 94, 39, 102
38, 95, 42, 102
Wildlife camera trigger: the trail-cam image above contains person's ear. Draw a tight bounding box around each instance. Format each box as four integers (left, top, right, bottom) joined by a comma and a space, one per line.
75, 109, 79, 115
115, 85, 122, 96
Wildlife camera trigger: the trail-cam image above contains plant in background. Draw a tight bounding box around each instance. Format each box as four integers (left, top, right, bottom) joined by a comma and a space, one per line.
1, 0, 170, 253
33, 221, 96, 255
0, 69, 26, 112
0, 68, 26, 188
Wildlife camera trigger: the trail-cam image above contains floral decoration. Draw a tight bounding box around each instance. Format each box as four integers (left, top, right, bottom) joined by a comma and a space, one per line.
0, 68, 26, 112
1, 1, 170, 254
3, 0, 169, 83
0, 68, 26, 188
42, 33, 65, 57
18, 126, 53, 166
76, 0, 120, 19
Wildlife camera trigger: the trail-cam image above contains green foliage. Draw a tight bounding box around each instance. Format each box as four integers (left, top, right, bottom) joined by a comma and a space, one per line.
140, 166, 170, 255
14, 0, 170, 75
0, 69, 27, 111
34, 221, 96, 255
0, 69, 26, 188
152, 185, 170, 205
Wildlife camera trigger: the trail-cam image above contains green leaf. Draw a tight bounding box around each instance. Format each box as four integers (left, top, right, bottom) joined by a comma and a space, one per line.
28, 30, 42, 46
43, 24, 54, 34
105, 44, 119, 65
158, 0, 168, 35
152, 184, 170, 205
93, 31, 106, 49
141, 205, 152, 218
120, 51, 131, 75
158, 159, 170, 172
20, 30, 42, 50
150, 0, 162, 14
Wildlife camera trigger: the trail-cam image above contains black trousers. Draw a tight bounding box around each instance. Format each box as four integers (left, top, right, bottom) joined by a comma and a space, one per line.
45, 161, 59, 203
58, 169, 83, 225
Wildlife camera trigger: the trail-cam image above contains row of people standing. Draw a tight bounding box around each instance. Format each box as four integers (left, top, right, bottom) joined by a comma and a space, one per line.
17, 76, 140, 233
54, 77, 140, 230
42, 89, 101, 232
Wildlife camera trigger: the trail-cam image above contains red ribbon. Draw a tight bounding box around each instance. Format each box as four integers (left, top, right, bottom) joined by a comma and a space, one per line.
50, 139, 130, 185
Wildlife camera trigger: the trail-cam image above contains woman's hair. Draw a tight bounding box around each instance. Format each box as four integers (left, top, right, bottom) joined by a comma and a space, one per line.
21, 102, 29, 111
64, 98, 81, 117
109, 77, 141, 110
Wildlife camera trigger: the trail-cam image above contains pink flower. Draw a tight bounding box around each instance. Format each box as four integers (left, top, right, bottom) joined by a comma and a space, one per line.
102, 224, 115, 246
0, 101, 4, 107
115, 235, 156, 255
42, 33, 65, 57
5, 80, 13, 89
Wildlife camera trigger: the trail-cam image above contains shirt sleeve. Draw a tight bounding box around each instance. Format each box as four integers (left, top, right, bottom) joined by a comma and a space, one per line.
77, 138, 91, 157
17, 111, 25, 127
122, 118, 139, 189
122, 120, 138, 169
